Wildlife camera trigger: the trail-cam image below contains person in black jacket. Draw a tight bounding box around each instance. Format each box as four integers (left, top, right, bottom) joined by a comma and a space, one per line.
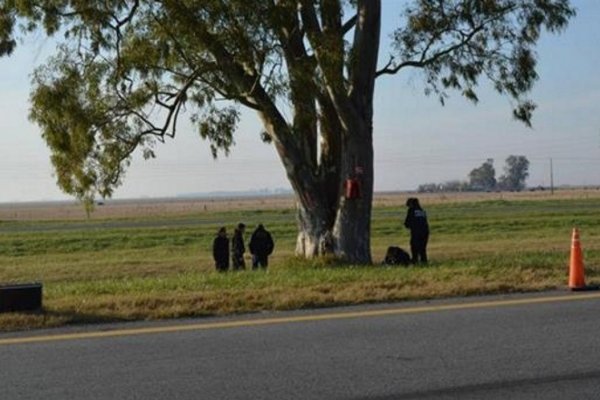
231, 223, 246, 270
212, 227, 229, 272
249, 224, 274, 269
404, 197, 429, 264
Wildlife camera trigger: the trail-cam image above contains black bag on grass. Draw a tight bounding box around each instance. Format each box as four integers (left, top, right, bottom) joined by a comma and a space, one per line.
383, 246, 411, 266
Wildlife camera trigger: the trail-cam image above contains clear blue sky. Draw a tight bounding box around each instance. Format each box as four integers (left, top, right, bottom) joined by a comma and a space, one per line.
0, 0, 599, 202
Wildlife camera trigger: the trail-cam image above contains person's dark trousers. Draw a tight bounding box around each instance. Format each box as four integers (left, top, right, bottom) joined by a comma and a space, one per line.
215, 261, 228, 272
232, 255, 245, 270
410, 233, 429, 264
252, 254, 268, 269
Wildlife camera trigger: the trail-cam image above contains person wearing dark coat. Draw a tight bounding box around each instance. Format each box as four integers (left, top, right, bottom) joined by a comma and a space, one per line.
231, 223, 246, 270
249, 224, 274, 269
404, 197, 429, 264
212, 227, 229, 272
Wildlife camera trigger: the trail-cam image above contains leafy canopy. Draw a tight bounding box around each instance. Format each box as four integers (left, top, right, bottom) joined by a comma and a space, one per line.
0, 0, 575, 203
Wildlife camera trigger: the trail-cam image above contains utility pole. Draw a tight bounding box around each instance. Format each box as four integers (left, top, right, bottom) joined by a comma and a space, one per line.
550, 158, 554, 195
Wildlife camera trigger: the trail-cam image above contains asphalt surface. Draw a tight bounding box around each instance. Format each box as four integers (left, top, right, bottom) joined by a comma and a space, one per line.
2, 291, 600, 399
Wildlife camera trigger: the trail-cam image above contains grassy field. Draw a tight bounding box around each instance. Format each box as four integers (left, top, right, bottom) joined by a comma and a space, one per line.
1, 190, 600, 331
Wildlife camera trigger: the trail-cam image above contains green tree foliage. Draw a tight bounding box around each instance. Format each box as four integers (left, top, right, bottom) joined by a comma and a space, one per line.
388, 0, 575, 124
469, 159, 497, 191
0, 0, 575, 261
499, 155, 530, 191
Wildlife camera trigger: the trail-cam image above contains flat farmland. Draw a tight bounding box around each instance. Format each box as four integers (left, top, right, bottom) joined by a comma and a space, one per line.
1, 190, 600, 331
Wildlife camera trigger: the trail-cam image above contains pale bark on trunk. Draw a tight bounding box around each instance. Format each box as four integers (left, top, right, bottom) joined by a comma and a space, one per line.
263, 0, 380, 264
332, 122, 374, 263
293, 117, 374, 264
295, 204, 336, 258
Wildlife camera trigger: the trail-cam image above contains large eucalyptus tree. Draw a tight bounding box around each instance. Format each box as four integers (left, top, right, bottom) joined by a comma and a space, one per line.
0, 0, 575, 263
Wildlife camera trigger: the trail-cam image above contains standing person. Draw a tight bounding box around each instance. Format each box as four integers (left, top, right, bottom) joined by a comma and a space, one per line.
249, 224, 275, 269
231, 222, 246, 270
212, 227, 229, 272
404, 197, 429, 264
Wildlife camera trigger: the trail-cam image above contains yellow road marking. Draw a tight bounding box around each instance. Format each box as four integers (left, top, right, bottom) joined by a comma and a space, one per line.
2, 292, 600, 346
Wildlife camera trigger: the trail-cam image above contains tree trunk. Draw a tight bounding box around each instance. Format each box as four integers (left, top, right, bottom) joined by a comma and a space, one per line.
295, 203, 336, 258
332, 121, 373, 264
293, 118, 373, 264
292, 162, 339, 259
276, 0, 380, 264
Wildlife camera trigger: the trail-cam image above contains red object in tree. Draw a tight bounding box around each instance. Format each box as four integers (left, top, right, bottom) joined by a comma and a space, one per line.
345, 179, 361, 199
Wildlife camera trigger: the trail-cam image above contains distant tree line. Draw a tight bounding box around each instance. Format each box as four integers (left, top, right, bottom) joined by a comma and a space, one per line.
418, 156, 530, 193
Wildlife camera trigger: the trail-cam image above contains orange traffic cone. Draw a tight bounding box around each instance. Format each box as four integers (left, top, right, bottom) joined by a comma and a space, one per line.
569, 228, 586, 290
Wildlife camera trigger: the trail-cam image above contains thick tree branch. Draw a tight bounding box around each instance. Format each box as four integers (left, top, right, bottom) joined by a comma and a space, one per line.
342, 14, 357, 35
271, 2, 320, 169
375, 23, 486, 78
163, 1, 309, 176
299, 1, 343, 94
299, 0, 355, 132
348, 0, 380, 115
376, 4, 519, 79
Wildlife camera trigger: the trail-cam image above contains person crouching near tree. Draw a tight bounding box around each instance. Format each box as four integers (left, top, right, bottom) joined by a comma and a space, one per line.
404, 197, 429, 264
249, 224, 274, 270
213, 227, 230, 272
231, 222, 246, 270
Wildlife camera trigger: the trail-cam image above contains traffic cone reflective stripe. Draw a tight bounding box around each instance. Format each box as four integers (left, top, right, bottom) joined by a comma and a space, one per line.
568, 228, 586, 290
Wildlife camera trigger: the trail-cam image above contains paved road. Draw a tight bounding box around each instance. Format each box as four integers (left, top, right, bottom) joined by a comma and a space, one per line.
2, 292, 600, 399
